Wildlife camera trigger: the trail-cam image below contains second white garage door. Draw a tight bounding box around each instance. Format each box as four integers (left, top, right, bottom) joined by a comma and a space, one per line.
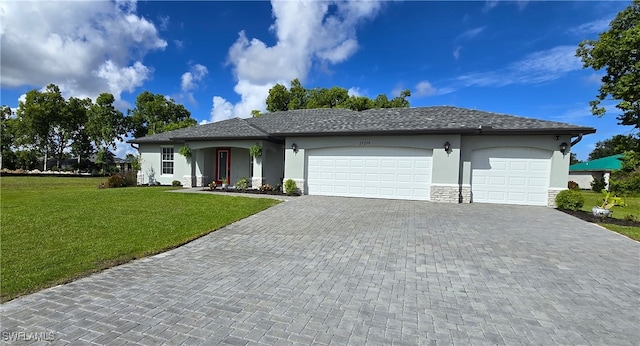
471, 147, 551, 206
307, 147, 432, 200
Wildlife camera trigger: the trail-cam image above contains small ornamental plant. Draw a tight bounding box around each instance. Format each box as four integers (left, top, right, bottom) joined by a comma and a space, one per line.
178, 145, 192, 158
249, 144, 262, 158
236, 177, 249, 190
555, 189, 584, 211
208, 181, 217, 190
259, 183, 274, 192
284, 179, 298, 195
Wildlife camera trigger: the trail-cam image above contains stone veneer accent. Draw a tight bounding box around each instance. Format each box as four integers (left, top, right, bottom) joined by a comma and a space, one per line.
459, 185, 472, 203
547, 188, 564, 207
288, 179, 305, 194
429, 184, 460, 203
136, 171, 145, 185
182, 175, 194, 188
196, 175, 208, 187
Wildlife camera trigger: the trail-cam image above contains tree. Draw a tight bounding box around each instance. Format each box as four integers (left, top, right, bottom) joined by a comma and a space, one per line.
1, 106, 16, 169
251, 110, 263, 117
265, 79, 411, 112
288, 78, 308, 110
610, 151, 640, 194
15, 84, 69, 170
576, 0, 640, 129
66, 96, 93, 169
87, 93, 127, 153
265, 84, 291, 112
570, 153, 581, 165
588, 134, 640, 160
129, 91, 197, 138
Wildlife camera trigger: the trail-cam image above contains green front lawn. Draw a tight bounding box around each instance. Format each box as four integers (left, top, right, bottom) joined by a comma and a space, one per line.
578, 190, 640, 241
579, 190, 640, 221
0, 176, 280, 302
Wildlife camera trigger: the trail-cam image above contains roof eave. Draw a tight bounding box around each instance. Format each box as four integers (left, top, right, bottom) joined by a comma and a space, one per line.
272, 127, 597, 137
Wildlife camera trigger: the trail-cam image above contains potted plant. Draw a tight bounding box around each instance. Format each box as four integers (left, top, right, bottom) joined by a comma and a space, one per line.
178, 145, 192, 159
220, 177, 229, 188
249, 144, 262, 159
592, 190, 625, 218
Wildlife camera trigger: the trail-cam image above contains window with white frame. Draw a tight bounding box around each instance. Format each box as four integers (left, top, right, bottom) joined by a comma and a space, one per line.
162, 147, 174, 175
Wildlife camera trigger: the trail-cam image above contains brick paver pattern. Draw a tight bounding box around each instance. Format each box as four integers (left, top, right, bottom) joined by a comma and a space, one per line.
1, 196, 639, 345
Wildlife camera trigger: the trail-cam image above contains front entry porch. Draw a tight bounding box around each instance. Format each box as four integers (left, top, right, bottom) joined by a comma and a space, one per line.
181, 141, 284, 189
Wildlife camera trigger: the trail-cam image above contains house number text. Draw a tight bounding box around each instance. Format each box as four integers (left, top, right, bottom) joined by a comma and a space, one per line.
359, 141, 371, 146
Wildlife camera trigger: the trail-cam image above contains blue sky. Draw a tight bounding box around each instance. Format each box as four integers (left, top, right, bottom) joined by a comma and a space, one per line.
0, 0, 634, 160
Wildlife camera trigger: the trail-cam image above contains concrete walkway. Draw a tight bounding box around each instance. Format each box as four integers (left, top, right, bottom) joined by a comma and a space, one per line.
1, 196, 638, 345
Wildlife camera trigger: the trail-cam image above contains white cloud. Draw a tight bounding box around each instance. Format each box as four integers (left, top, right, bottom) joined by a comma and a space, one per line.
210, 96, 234, 122
211, 0, 383, 122
453, 46, 461, 60
484, 0, 529, 12
414, 81, 437, 97
568, 18, 611, 36
96, 60, 151, 98
348, 87, 363, 97
457, 45, 582, 87
456, 26, 485, 41
181, 64, 208, 92
0, 0, 166, 101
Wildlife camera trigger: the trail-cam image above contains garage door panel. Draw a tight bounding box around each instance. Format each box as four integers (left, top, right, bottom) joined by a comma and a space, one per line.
380, 173, 395, 182
509, 161, 527, 171
307, 147, 432, 200
335, 159, 349, 167
509, 177, 526, 186
335, 172, 348, 181
472, 147, 550, 206
351, 160, 364, 168
364, 173, 379, 182
414, 174, 430, 183
381, 159, 396, 168
530, 162, 549, 171
529, 177, 548, 187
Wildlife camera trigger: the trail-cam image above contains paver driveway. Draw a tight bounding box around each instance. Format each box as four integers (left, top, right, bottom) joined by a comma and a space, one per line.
1, 196, 639, 345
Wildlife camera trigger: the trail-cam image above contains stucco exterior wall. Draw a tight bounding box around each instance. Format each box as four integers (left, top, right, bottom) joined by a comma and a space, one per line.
261, 141, 284, 186
230, 148, 250, 186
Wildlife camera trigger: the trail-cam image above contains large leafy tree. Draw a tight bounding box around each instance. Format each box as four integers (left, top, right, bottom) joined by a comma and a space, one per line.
129, 91, 196, 138
1, 106, 16, 169
576, 0, 640, 129
66, 96, 93, 167
87, 93, 127, 152
588, 134, 640, 160
265, 84, 291, 112
265, 79, 411, 112
15, 84, 71, 170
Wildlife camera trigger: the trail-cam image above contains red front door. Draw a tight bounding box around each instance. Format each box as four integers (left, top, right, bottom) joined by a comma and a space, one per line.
215, 148, 231, 184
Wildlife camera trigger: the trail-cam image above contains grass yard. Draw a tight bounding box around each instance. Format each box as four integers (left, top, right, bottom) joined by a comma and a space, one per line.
579, 190, 640, 221
579, 190, 640, 241
0, 176, 280, 302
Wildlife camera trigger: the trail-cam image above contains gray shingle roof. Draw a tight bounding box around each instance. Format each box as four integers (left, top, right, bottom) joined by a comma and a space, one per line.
131, 117, 270, 143
129, 106, 595, 143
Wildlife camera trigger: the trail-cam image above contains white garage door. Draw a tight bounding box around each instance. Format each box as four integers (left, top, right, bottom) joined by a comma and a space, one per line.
307, 147, 432, 200
471, 147, 551, 206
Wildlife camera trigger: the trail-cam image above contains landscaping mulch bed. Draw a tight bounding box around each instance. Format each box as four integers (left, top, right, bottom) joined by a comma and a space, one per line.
559, 209, 640, 227
202, 188, 298, 197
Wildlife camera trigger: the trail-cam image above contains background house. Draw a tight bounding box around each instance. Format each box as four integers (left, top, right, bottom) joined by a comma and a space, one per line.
569, 154, 622, 191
